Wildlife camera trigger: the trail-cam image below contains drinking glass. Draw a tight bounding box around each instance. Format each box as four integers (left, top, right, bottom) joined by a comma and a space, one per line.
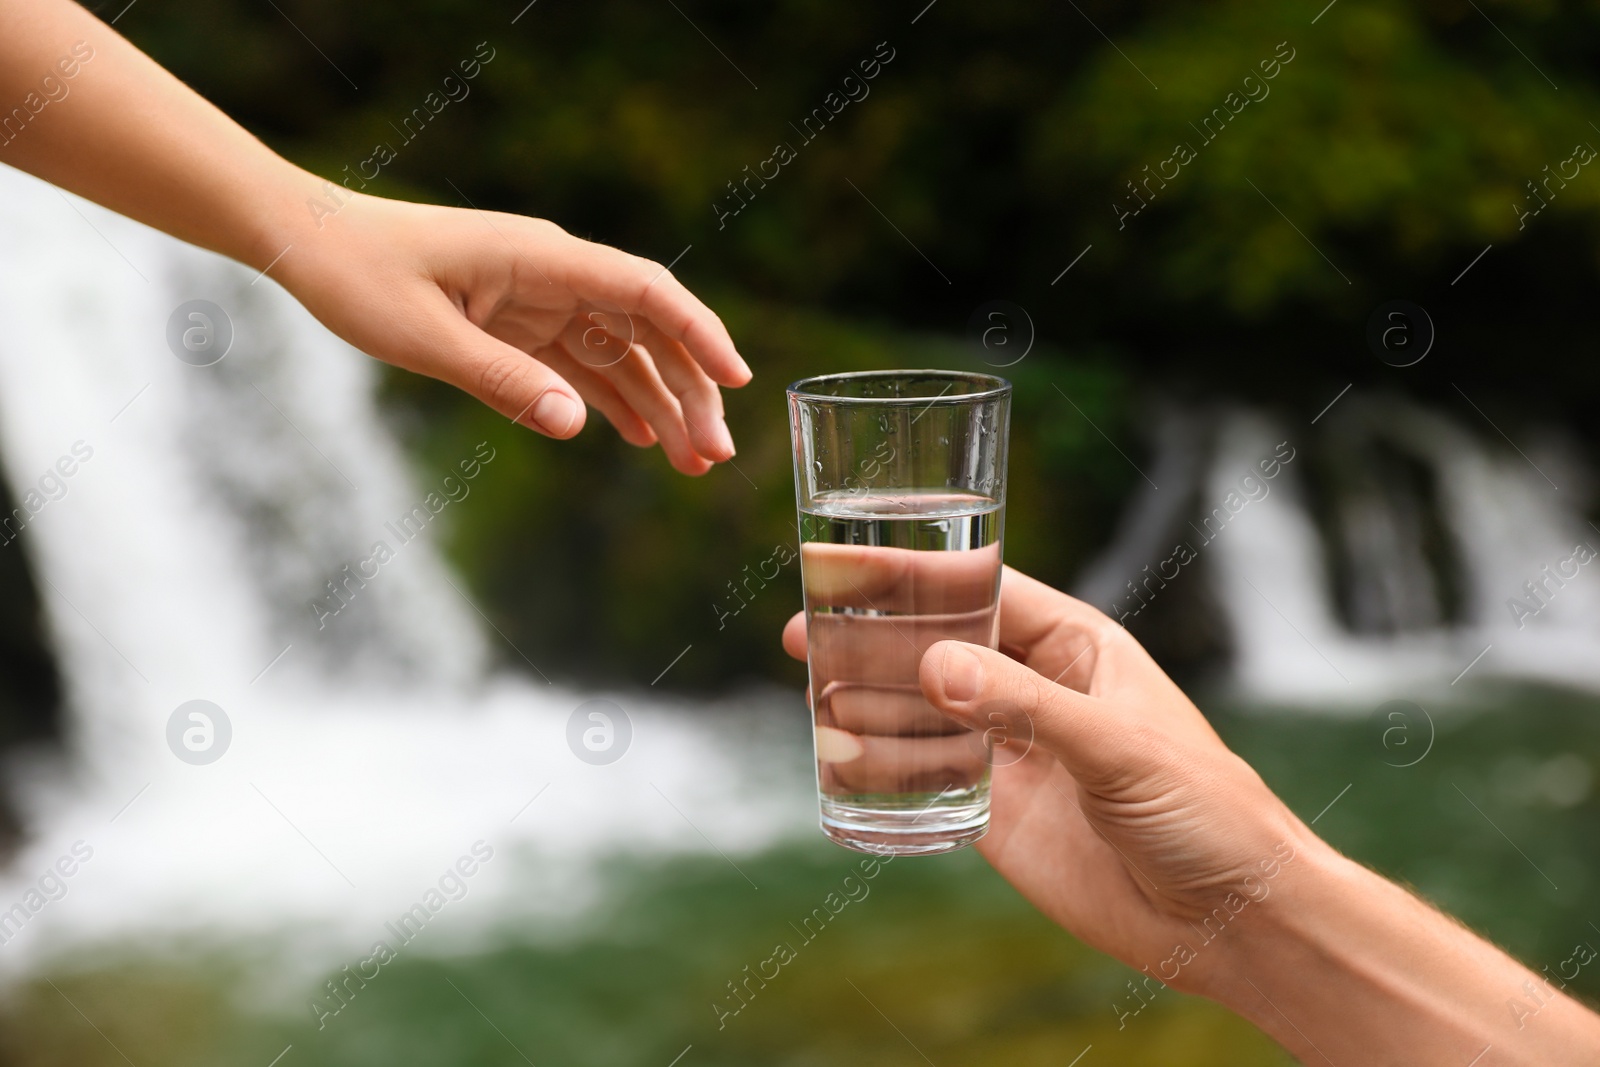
787, 370, 1011, 855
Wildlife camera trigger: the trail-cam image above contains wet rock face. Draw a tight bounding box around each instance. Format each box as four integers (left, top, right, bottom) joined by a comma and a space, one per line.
0, 463, 61, 750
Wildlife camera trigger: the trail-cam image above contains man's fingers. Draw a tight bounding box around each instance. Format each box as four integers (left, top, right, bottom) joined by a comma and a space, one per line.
800, 542, 1001, 614
808, 609, 997, 686
995, 567, 1116, 693
817, 682, 968, 736
782, 611, 807, 661
997, 566, 1117, 653
420, 294, 587, 439
815, 728, 987, 795
920, 640, 1149, 787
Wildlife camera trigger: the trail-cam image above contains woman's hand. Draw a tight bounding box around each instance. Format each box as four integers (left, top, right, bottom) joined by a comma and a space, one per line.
278, 194, 750, 475
0, 2, 749, 476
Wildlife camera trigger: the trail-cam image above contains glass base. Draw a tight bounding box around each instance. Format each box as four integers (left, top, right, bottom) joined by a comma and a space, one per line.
819, 794, 989, 856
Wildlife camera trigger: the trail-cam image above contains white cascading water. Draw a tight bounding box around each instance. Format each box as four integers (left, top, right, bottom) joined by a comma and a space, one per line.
1207, 407, 1600, 705
0, 166, 808, 979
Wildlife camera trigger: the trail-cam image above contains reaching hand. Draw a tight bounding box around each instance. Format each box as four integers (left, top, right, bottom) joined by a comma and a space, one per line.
278, 194, 751, 475
2, 0, 749, 475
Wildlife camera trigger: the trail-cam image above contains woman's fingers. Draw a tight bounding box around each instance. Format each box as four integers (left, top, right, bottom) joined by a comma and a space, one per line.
592, 317, 733, 462
636, 318, 735, 461
558, 320, 711, 475
563, 303, 637, 372
545, 340, 657, 448
466, 221, 748, 464
413, 291, 587, 439
560, 239, 751, 387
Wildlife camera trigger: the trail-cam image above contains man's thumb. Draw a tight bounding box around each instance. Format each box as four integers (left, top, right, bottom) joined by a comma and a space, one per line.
920, 640, 1138, 785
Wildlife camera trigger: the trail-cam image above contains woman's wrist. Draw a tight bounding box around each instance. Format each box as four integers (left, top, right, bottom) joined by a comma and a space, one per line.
238, 162, 358, 278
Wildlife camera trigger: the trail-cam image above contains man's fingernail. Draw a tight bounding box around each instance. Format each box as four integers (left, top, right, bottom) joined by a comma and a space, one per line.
940, 644, 984, 702
532, 392, 580, 436
814, 725, 865, 764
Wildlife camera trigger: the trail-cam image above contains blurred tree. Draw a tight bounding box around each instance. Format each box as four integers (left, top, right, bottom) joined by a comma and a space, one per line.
98, 0, 1600, 686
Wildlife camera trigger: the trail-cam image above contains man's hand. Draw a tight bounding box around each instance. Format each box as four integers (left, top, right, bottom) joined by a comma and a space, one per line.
784, 565, 1600, 1064
787, 564, 1310, 985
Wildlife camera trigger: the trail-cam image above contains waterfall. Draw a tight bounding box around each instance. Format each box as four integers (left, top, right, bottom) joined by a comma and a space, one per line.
1073, 403, 1211, 612
0, 165, 807, 974
1197, 403, 1600, 705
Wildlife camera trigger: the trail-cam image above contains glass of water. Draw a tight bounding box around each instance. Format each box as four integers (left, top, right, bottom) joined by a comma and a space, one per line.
787, 370, 1011, 855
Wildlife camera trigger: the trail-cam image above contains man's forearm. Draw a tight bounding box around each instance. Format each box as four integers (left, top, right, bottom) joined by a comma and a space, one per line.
1199, 837, 1600, 1065
0, 0, 315, 272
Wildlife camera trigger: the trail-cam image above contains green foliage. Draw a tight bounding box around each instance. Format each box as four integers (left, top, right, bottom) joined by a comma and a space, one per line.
118, 0, 1600, 323
4, 696, 1597, 1065
107, 0, 1600, 681
1046, 0, 1600, 312
0, 843, 1288, 1066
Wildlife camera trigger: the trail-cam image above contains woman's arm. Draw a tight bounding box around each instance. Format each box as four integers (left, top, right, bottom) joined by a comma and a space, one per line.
0, 0, 307, 270
0, 0, 748, 470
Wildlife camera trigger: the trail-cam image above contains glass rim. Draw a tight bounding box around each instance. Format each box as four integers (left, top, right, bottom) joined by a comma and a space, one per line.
785, 368, 1011, 405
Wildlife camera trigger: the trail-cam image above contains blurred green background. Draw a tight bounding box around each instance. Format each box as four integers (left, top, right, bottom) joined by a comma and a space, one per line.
2, 695, 1594, 1066
2, 0, 1597, 1063
96, 0, 1600, 692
